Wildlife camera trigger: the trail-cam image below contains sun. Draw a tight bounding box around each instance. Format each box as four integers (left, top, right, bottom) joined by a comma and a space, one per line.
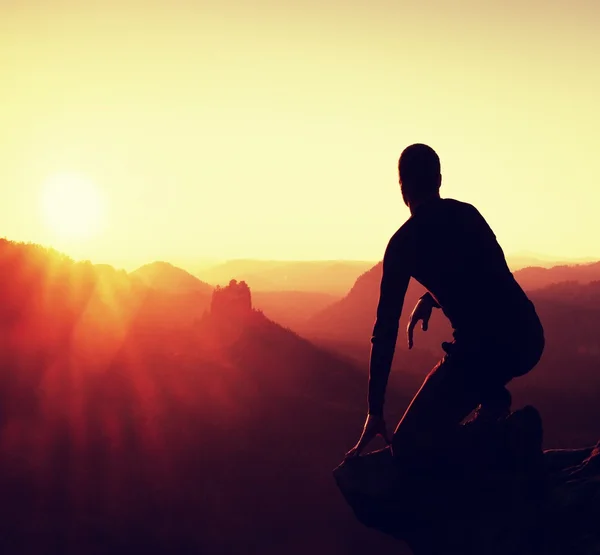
41, 173, 106, 241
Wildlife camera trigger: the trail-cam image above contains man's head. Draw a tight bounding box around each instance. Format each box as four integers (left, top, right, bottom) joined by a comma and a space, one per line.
398, 143, 442, 208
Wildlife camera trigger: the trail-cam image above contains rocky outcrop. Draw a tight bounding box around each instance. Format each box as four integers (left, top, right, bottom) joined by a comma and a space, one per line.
334, 407, 600, 555
210, 279, 253, 319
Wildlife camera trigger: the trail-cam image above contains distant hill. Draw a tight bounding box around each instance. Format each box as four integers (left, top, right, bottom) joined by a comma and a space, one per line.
529, 279, 600, 309
506, 252, 598, 270
252, 290, 340, 329
299, 262, 453, 353
196, 259, 375, 295
513, 261, 600, 292
507, 254, 555, 270
131, 261, 214, 294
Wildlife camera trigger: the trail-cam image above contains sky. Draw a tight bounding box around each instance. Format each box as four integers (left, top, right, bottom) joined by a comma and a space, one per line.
1, 0, 599, 270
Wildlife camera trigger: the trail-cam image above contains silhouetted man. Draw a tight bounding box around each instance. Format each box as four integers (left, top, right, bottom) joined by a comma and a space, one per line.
345, 143, 545, 464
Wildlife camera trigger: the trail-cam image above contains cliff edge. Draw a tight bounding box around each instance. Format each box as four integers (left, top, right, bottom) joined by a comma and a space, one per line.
334, 407, 600, 555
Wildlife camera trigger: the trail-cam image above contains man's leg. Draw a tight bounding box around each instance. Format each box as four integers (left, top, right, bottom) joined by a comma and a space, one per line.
391, 330, 545, 466
391, 352, 486, 466
464, 329, 545, 427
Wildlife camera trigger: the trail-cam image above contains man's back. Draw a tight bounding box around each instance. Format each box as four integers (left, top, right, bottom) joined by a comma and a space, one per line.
394, 197, 536, 343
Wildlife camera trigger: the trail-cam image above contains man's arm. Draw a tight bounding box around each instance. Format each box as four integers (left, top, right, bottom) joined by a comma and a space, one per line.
419, 291, 441, 308
406, 291, 441, 350
368, 235, 410, 417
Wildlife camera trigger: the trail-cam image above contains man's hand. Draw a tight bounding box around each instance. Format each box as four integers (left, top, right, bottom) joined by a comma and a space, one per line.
407, 294, 436, 349
344, 414, 391, 460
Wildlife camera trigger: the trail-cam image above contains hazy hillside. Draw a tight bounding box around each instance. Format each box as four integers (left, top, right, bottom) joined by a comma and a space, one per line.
506, 252, 598, 270
300, 262, 384, 342
299, 262, 453, 355
513, 261, 600, 291
196, 259, 374, 295
0, 240, 402, 555
252, 290, 341, 329
507, 253, 557, 270
528, 280, 600, 309
131, 261, 214, 294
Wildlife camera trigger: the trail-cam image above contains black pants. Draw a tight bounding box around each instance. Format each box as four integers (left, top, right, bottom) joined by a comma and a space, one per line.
391, 326, 545, 464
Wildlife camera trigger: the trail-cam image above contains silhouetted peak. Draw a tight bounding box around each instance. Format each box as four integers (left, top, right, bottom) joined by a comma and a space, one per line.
210, 279, 253, 319
196, 259, 374, 295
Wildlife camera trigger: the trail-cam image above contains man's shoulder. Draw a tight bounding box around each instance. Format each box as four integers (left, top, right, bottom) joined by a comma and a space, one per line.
439, 198, 488, 224
390, 218, 414, 244
385, 220, 416, 260
442, 197, 478, 212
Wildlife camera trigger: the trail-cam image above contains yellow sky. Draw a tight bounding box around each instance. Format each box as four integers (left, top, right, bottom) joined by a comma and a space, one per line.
1, 0, 599, 269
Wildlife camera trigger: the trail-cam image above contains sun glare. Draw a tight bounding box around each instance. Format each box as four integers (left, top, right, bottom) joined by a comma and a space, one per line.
41, 173, 106, 241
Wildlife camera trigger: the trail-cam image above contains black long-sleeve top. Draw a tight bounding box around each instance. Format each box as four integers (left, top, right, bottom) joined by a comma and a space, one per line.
368, 197, 540, 416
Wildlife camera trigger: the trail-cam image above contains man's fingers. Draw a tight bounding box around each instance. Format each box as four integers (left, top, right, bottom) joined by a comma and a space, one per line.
408, 307, 432, 347
345, 439, 365, 459
345, 438, 366, 461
